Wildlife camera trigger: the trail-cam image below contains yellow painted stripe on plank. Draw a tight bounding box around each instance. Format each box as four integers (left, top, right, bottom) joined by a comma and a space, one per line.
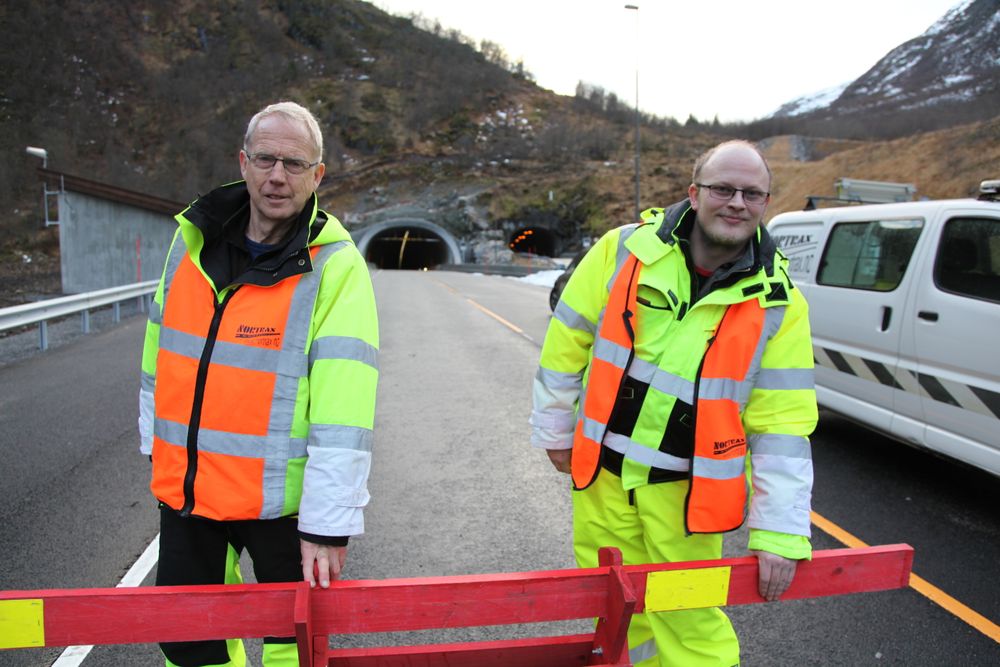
645, 566, 731, 612
811, 511, 1000, 644
0, 599, 45, 649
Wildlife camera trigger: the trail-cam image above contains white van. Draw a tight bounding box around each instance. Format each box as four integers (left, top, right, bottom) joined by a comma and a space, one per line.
766, 183, 1000, 477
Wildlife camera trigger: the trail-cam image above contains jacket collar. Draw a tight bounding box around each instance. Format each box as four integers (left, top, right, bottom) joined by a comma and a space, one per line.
177, 181, 332, 289
625, 200, 790, 306
629, 199, 778, 274
183, 181, 324, 246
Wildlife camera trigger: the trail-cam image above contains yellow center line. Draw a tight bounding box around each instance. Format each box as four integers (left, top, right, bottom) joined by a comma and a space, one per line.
466, 298, 525, 334
811, 511, 1000, 643
433, 278, 538, 345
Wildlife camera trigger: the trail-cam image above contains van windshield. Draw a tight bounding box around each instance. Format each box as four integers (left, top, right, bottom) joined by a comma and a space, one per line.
818, 218, 923, 291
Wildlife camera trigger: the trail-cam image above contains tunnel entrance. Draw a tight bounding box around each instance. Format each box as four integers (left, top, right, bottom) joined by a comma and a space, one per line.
508, 226, 557, 257
364, 225, 452, 270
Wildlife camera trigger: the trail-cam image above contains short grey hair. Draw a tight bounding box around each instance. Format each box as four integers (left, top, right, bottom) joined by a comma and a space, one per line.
692, 139, 772, 188
244, 101, 323, 161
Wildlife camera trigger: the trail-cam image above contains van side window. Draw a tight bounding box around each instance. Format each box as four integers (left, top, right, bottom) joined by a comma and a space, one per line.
817, 218, 923, 291
935, 217, 1000, 303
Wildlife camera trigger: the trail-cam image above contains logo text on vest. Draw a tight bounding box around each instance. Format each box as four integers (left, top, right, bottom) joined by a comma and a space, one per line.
713, 437, 746, 456
235, 324, 281, 347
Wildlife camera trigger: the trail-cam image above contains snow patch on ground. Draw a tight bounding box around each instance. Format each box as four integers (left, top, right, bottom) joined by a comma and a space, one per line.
511, 269, 562, 288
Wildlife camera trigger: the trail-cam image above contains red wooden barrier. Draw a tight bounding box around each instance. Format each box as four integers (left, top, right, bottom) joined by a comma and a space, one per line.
0, 544, 913, 667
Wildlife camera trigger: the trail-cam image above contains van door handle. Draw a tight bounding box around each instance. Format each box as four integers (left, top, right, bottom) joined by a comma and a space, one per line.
880, 306, 892, 331
918, 311, 939, 322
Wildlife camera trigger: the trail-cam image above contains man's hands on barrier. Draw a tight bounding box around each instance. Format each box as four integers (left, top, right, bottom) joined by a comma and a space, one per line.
752, 550, 797, 601
301, 540, 347, 589
546, 448, 572, 473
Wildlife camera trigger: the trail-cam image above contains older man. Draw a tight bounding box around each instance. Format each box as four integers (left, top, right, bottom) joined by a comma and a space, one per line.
532, 140, 817, 666
139, 101, 378, 667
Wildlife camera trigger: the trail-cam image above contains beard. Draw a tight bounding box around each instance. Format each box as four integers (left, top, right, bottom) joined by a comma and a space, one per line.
698, 216, 760, 249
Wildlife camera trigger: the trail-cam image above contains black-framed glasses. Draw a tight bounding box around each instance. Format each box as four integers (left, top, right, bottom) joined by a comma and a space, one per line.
246, 152, 318, 175
695, 183, 770, 205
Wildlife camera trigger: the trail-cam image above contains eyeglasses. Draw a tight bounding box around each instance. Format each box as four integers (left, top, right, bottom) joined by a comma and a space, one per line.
246, 152, 319, 175
695, 183, 770, 205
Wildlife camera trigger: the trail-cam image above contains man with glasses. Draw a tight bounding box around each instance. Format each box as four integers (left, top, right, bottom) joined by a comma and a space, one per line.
532, 140, 817, 666
139, 101, 378, 667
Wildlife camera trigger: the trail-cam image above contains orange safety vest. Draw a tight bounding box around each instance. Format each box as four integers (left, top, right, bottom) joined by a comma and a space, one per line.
151, 244, 323, 521
570, 252, 766, 534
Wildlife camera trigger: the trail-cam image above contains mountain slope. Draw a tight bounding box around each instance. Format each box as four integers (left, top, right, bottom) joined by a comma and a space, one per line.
769, 0, 999, 138
1, 0, 534, 203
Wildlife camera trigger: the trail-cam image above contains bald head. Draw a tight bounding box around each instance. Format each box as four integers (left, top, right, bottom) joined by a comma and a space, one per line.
692, 140, 772, 191
685, 139, 773, 271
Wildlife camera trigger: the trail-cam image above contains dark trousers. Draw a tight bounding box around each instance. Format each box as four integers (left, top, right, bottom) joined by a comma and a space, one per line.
156, 506, 301, 666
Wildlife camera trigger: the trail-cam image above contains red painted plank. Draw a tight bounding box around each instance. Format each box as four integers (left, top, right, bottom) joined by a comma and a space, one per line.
27, 584, 300, 646
0, 545, 913, 652
327, 634, 597, 667
312, 572, 613, 634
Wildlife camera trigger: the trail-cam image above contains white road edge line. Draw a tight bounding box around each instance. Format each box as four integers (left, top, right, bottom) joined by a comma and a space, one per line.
50, 534, 160, 667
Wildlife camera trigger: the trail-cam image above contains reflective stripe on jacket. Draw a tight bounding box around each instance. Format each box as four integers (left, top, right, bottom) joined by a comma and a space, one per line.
533, 201, 817, 537
139, 182, 378, 537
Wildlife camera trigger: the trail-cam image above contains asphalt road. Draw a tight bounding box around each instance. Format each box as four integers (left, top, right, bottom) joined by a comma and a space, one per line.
1, 270, 997, 666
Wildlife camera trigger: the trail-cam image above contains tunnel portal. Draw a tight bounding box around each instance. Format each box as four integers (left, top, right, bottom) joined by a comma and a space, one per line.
355, 219, 462, 270
508, 226, 557, 257
366, 227, 449, 270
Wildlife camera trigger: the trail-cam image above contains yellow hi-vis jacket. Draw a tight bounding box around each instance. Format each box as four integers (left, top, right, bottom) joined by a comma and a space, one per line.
138, 182, 379, 540
531, 202, 817, 554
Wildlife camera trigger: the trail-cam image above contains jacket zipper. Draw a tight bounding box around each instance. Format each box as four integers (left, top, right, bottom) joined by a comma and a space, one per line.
180, 286, 239, 517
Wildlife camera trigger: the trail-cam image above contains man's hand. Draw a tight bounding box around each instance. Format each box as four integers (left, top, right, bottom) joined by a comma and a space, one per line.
546, 448, 572, 474
300, 540, 347, 589
752, 550, 797, 601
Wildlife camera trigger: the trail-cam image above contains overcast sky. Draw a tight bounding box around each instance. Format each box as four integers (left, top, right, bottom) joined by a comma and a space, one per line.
371, 0, 965, 123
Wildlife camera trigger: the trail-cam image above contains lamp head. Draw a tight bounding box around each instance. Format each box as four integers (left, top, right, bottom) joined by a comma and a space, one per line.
25, 146, 48, 166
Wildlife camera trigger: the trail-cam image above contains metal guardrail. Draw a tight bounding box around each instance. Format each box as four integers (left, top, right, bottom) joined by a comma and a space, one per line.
0, 280, 158, 350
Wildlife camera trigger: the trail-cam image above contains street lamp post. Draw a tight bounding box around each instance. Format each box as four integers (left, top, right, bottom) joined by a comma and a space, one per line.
25, 146, 57, 227
624, 5, 640, 222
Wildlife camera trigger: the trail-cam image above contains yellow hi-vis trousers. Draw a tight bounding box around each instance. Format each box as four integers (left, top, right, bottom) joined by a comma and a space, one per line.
573, 469, 740, 667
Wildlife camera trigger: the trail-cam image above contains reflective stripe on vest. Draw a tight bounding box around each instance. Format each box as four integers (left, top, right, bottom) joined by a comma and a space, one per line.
150, 239, 349, 521
685, 299, 765, 533
571, 242, 769, 533
570, 252, 640, 490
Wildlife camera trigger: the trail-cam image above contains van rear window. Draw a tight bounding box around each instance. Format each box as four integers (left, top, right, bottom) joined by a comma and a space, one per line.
817, 218, 923, 291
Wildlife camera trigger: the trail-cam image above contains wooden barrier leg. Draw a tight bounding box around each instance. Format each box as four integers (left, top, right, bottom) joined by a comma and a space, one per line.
592, 547, 637, 666
294, 582, 315, 667
312, 635, 329, 667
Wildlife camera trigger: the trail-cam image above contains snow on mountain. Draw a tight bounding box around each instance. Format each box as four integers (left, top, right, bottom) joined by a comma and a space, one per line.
771, 83, 849, 118
770, 0, 998, 122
